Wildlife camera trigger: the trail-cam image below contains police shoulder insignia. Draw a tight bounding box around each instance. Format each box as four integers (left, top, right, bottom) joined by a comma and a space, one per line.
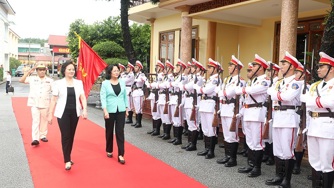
261, 81, 268, 86
292, 83, 299, 90
239, 82, 243, 87
213, 80, 218, 85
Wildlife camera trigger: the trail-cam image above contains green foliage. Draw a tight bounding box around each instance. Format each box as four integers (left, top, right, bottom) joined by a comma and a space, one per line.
10, 57, 22, 70
104, 58, 128, 65
19, 38, 47, 47
93, 41, 126, 59
67, 16, 150, 64
150, 0, 160, 4
0, 67, 3, 81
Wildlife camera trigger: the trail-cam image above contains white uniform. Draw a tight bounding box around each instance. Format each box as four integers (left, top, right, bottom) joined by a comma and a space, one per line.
146, 73, 164, 120
219, 75, 246, 143
265, 76, 279, 144
267, 75, 302, 159
157, 73, 174, 124
132, 72, 147, 114
303, 78, 334, 172
170, 74, 184, 127
236, 74, 269, 151
122, 72, 135, 110
196, 74, 220, 137
26, 76, 53, 141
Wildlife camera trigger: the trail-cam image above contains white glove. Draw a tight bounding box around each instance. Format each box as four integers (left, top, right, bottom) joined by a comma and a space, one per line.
236, 114, 242, 118
217, 110, 221, 114
268, 119, 273, 124
302, 128, 308, 134
179, 104, 183, 108
193, 84, 199, 90
166, 101, 170, 104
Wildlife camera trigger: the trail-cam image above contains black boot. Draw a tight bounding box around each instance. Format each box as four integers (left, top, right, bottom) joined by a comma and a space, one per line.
197, 136, 209, 156
134, 114, 142, 128
151, 119, 161, 136
205, 136, 217, 159
292, 149, 304, 174
312, 168, 323, 188
266, 143, 274, 165
181, 130, 192, 149
238, 136, 247, 155
197, 124, 203, 140
168, 126, 177, 143
262, 142, 270, 162
131, 114, 138, 127
323, 171, 334, 188
183, 120, 189, 136
147, 119, 156, 134
265, 157, 284, 185
248, 150, 263, 177
217, 142, 230, 164
186, 130, 198, 151
157, 123, 166, 138
225, 142, 239, 167
162, 124, 172, 140
126, 111, 133, 124
238, 149, 254, 173
278, 159, 294, 188
173, 127, 183, 145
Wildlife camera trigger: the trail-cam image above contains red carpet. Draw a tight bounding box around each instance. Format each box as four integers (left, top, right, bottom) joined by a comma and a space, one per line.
12, 97, 206, 188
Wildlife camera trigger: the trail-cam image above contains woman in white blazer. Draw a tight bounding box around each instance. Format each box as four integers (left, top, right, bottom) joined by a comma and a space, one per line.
48, 60, 87, 170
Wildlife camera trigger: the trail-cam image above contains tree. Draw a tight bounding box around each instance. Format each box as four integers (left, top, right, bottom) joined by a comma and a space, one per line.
10, 57, 22, 70
93, 41, 126, 59
319, 1, 334, 55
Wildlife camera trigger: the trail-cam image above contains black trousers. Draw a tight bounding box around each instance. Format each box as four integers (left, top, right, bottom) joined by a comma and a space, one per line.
57, 109, 79, 163
105, 111, 126, 157
5, 81, 10, 93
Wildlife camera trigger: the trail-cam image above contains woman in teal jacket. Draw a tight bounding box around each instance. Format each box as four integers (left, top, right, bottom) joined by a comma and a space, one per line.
100, 64, 128, 164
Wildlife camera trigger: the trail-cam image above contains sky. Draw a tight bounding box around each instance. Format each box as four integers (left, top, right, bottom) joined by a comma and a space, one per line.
8, 0, 121, 39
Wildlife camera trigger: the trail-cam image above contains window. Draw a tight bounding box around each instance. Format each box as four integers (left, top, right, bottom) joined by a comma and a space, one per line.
159, 32, 174, 64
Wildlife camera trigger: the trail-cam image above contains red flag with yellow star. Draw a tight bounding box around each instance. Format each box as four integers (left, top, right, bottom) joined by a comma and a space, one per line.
77, 37, 107, 98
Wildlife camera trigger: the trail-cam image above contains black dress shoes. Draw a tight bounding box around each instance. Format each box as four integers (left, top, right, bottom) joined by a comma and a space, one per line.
238, 166, 253, 173
41, 138, 48, 142
118, 156, 125, 164
31, 140, 39, 146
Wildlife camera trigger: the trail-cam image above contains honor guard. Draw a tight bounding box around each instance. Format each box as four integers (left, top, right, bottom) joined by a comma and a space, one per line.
217, 55, 245, 167
236, 54, 269, 177
124, 62, 135, 124
266, 52, 303, 187
168, 59, 187, 145
292, 62, 310, 175
157, 61, 174, 140
19, 63, 53, 145
131, 60, 147, 128
262, 62, 280, 166
180, 58, 205, 151
118, 63, 126, 78
145, 60, 164, 136
194, 58, 221, 159
302, 52, 334, 188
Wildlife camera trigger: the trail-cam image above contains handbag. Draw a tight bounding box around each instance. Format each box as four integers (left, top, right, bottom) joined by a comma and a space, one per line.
8, 85, 14, 93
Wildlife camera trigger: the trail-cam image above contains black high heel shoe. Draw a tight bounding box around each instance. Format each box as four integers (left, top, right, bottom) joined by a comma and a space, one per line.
107, 152, 113, 158
118, 156, 125, 164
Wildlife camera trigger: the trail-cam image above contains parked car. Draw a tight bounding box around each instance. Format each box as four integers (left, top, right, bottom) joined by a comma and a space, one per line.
15, 65, 24, 77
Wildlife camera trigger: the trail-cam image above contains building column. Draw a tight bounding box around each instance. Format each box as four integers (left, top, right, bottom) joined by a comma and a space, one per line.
177, 6, 192, 63
279, 0, 299, 59
148, 18, 155, 74
206, 22, 216, 65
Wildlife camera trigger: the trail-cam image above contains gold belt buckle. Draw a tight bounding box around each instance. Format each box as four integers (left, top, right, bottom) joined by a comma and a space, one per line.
312, 112, 318, 118
244, 104, 249, 108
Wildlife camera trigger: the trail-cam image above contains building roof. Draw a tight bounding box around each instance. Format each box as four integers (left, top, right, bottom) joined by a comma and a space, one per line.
0, 0, 15, 15
48, 35, 68, 46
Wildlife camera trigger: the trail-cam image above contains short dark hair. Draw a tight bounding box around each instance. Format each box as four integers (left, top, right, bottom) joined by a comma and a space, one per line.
61, 60, 76, 76
105, 64, 120, 80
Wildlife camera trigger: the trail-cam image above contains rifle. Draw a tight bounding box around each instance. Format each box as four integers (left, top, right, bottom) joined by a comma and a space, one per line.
163, 75, 170, 114
295, 66, 307, 152
174, 67, 184, 117
190, 74, 198, 121
152, 68, 158, 112
212, 70, 222, 127
262, 63, 274, 139
229, 65, 241, 132
143, 68, 150, 99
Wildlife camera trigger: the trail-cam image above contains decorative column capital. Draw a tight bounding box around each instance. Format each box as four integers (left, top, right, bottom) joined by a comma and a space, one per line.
175, 5, 191, 13
147, 18, 156, 24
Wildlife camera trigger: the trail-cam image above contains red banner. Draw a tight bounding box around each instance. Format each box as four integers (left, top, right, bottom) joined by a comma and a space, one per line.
77, 38, 107, 98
